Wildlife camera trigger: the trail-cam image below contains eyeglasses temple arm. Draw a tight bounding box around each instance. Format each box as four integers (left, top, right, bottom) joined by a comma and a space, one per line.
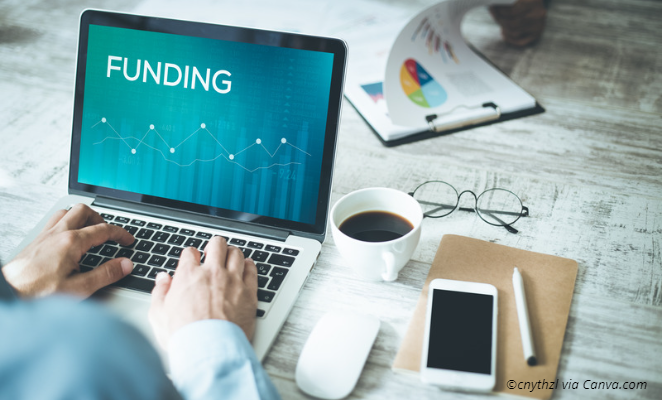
414, 199, 457, 217
502, 206, 527, 233
479, 209, 520, 234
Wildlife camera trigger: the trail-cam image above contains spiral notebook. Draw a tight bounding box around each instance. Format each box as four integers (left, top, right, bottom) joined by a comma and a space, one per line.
393, 235, 578, 399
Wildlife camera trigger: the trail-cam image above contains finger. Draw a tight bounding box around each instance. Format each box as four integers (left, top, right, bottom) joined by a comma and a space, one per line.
226, 246, 245, 276
75, 223, 135, 252
489, 5, 501, 21
63, 258, 133, 297
202, 236, 227, 270
499, 18, 527, 32
147, 272, 172, 349
148, 272, 173, 351
150, 271, 172, 312
179, 246, 201, 273
504, 31, 539, 47
43, 209, 68, 231
243, 258, 258, 293
500, 15, 544, 34
490, 5, 523, 20
505, 18, 545, 35
494, 0, 537, 18
489, 5, 506, 21
55, 204, 105, 232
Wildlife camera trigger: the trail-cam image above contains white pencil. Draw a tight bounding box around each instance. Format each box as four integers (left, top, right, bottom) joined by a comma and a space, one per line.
513, 267, 537, 366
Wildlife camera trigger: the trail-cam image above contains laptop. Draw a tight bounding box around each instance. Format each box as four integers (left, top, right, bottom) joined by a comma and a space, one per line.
9, 9, 347, 361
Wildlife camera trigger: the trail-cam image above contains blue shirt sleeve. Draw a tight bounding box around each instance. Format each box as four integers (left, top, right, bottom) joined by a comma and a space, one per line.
0, 296, 182, 400
168, 319, 281, 400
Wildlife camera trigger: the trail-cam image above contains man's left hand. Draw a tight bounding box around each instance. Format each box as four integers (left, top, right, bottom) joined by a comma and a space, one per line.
3, 204, 135, 298
490, 0, 547, 47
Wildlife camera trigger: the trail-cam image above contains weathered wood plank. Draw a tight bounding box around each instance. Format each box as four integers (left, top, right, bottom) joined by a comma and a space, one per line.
461, 2, 662, 114
337, 96, 662, 198
0, 182, 64, 264
0, 82, 72, 187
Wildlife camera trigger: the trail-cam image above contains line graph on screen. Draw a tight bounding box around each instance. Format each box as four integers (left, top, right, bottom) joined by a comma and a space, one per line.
90, 118, 311, 172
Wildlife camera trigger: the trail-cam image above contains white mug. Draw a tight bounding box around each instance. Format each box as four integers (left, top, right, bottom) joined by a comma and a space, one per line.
330, 187, 423, 282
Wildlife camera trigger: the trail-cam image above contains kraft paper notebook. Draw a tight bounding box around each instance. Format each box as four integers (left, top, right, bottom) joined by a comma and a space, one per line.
393, 235, 578, 399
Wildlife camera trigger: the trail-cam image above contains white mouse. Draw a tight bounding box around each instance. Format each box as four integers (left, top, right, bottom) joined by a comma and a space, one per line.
295, 311, 380, 399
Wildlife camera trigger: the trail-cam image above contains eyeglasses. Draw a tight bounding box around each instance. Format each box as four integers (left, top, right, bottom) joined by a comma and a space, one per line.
409, 181, 529, 234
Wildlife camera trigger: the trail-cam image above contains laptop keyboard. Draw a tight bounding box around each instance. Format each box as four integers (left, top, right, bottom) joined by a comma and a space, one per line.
79, 211, 300, 318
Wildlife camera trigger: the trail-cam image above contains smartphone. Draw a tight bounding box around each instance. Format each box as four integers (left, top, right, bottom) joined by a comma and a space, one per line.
420, 278, 498, 392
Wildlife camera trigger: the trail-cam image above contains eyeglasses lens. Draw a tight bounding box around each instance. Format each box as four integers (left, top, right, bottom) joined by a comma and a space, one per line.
476, 189, 523, 226
413, 181, 458, 217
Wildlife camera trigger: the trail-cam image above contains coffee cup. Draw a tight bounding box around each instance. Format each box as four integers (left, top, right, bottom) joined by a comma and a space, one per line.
330, 187, 423, 281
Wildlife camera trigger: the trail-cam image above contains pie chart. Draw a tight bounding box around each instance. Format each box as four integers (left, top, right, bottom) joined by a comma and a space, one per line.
400, 58, 447, 108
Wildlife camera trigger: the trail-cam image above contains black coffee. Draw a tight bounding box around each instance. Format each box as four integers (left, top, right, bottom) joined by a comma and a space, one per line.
339, 211, 414, 243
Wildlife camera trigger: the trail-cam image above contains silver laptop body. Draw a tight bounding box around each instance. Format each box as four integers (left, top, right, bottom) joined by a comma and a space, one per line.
9, 9, 347, 362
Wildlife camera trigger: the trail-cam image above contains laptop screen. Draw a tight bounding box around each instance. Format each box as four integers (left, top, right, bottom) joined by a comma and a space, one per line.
70, 11, 346, 238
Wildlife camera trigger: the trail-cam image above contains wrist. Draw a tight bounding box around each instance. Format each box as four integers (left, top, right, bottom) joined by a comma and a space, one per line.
0, 262, 28, 297
0, 266, 19, 301
167, 319, 249, 365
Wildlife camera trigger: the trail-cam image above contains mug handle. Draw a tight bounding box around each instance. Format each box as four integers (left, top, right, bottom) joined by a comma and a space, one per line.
381, 252, 398, 281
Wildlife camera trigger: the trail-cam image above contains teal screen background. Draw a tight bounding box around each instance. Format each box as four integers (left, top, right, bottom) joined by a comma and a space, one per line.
79, 25, 334, 224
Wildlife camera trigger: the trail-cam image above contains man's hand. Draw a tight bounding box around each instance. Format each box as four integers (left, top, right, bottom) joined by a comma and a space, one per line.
149, 236, 258, 349
3, 204, 135, 298
490, 0, 547, 47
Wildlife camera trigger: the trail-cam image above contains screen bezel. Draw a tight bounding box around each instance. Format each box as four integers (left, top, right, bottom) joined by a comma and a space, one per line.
420, 279, 498, 392
69, 9, 346, 240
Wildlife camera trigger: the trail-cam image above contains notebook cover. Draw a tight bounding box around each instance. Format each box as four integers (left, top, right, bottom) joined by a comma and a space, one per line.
392, 234, 578, 399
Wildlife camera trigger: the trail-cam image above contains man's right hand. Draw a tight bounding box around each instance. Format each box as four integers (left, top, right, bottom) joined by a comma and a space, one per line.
148, 236, 258, 349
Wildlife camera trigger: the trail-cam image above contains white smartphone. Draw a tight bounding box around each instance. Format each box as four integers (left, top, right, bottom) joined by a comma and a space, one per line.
420, 278, 498, 392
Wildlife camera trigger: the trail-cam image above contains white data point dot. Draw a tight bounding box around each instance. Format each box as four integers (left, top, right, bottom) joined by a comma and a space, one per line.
101, 117, 106, 123
281, 138, 287, 143
170, 148, 175, 153
131, 149, 136, 154
150, 124, 155, 130
201, 123, 206, 129
256, 138, 262, 144
229, 154, 235, 160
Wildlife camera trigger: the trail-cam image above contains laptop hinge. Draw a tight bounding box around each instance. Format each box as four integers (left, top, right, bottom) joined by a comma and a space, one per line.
92, 196, 290, 242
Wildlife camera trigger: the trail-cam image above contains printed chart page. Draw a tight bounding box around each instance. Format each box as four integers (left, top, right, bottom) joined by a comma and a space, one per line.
348, 0, 537, 142
384, 0, 535, 130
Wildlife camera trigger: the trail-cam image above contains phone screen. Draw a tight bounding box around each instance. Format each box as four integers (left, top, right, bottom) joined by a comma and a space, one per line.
427, 289, 494, 374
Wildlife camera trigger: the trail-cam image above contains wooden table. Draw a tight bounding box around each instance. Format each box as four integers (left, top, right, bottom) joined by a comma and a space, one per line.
1, 0, 660, 398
